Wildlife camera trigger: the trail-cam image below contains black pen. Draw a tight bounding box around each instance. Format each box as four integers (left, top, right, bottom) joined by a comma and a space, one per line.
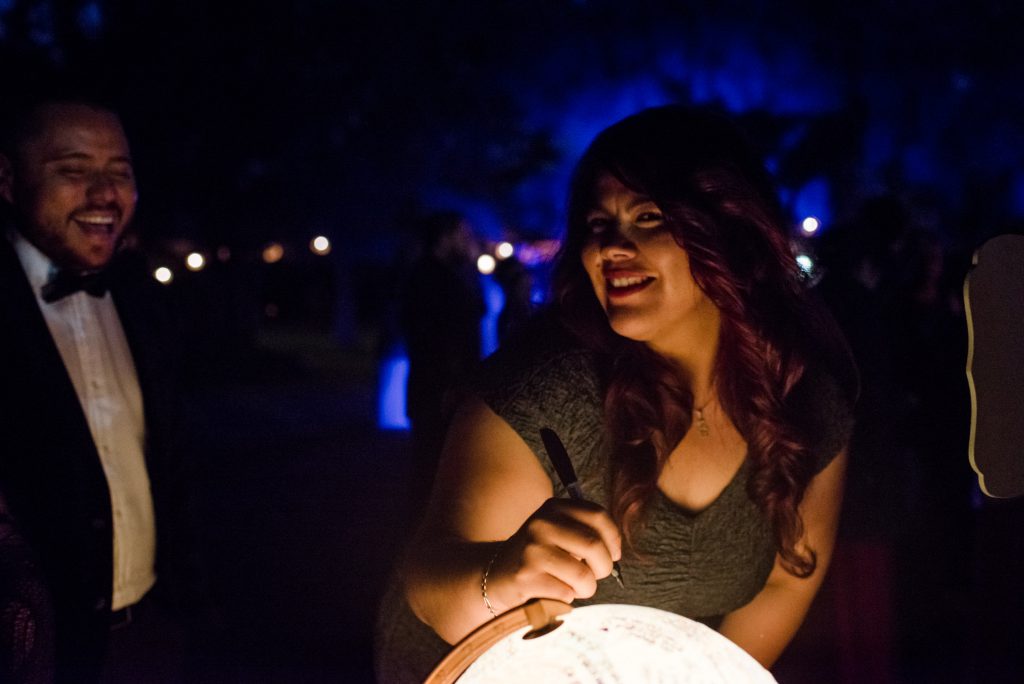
539, 427, 625, 588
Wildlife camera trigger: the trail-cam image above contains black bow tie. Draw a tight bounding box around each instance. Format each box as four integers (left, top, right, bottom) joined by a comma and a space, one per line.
41, 269, 110, 303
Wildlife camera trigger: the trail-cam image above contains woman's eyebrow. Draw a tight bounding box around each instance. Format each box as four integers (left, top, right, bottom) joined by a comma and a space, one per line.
587, 197, 656, 213
627, 196, 657, 210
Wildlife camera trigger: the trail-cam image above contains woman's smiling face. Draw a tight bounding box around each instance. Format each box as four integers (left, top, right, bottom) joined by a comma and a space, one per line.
580, 174, 719, 353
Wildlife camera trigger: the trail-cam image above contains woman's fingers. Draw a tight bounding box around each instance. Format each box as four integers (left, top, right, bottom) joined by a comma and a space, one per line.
522, 536, 600, 597
491, 498, 622, 609
535, 498, 622, 563
524, 515, 615, 582
498, 545, 581, 606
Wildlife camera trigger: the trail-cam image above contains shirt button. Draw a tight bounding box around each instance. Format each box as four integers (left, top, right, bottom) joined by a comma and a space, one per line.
94, 597, 108, 612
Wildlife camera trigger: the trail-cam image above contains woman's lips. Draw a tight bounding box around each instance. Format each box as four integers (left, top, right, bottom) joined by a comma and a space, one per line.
605, 272, 654, 298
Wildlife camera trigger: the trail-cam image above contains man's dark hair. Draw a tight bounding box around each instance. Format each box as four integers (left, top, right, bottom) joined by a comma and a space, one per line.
0, 79, 122, 159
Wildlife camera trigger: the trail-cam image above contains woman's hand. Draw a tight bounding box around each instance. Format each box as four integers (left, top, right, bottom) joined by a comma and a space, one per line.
485, 497, 622, 613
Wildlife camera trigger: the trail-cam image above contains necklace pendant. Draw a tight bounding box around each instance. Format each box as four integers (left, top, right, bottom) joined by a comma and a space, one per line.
695, 409, 710, 437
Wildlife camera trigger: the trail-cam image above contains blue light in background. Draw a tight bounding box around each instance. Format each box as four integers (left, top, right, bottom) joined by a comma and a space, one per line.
499, 27, 845, 239
77, 1, 103, 39
0, 0, 14, 38
902, 144, 940, 186
378, 348, 410, 431
1011, 172, 1024, 217
480, 274, 503, 358
862, 120, 896, 175
792, 177, 832, 231
27, 1, 55, 47
530, 285, 546, 305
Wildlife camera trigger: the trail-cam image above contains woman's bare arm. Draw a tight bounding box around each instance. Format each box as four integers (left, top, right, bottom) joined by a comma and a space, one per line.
402, 396, 621, 644
718, 450, 848, 667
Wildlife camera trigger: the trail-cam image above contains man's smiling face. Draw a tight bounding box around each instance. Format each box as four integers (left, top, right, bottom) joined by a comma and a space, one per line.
2, 103, 137, 272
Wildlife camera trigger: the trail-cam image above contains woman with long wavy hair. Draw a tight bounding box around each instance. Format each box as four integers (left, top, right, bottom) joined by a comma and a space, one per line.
376, 105, 855, 682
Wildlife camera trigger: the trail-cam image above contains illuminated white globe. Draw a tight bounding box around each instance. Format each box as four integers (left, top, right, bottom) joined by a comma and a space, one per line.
185, 252, 206, 271
154, 267, 173, 284
496, 241, 515, 259
477, 254, 497, 275
800, 217, 820, 235
458, 604, 776, 684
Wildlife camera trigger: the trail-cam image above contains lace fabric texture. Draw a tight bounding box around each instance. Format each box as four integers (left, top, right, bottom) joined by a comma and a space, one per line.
0, 509, 55, 684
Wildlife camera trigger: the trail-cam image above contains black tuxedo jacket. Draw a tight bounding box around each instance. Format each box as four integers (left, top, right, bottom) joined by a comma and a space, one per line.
0, 236, 201, 680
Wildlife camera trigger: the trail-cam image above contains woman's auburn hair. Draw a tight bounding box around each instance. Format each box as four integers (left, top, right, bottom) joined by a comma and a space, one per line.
553, 105, 821, 577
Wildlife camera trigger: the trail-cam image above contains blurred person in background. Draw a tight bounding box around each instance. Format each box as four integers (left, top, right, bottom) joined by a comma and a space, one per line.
399, 211, 485, 516
493, 252, 534, 345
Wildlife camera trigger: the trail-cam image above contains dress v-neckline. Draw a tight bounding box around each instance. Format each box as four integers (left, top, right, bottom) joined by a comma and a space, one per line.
656, 456, 749, 517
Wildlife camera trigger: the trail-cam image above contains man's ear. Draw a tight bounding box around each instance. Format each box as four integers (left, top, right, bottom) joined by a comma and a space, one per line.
0, 153, 13, 204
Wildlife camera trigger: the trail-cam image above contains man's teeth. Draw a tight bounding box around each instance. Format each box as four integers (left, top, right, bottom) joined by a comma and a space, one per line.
609, 276, 648, 288
76, 215, 115, 224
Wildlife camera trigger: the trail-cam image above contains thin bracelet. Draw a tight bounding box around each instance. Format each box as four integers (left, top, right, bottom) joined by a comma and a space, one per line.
481, 545, 502, 617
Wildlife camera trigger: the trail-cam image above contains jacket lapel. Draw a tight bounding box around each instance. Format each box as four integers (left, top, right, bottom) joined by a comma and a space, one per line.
0, 238, 93, 433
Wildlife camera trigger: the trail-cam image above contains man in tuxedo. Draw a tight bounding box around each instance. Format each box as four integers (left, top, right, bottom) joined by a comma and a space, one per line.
0, 97, 204, 682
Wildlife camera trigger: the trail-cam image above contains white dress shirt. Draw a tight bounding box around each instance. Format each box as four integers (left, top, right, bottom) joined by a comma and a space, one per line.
10, 230, 157, 611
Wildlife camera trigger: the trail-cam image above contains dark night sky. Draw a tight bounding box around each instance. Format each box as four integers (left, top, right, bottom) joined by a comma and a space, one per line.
3, 0, 1024, 260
